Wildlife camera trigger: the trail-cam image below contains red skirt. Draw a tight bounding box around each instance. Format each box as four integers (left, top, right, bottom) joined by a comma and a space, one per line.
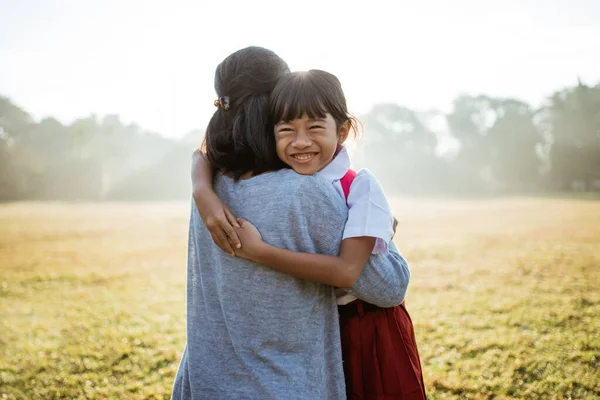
338, 300, 426, 400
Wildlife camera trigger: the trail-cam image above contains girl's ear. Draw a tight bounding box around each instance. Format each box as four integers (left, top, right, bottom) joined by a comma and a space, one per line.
338, 120, 351, 144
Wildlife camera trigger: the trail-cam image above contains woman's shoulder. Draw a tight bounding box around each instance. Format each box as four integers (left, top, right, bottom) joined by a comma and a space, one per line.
216, 169, 346, 223
251, 170, 344, 206
215, 169, 336, 196
276, 171, 342, 204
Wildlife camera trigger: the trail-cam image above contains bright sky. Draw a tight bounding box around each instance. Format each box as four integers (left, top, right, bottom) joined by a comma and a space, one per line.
1, 0, 599, 138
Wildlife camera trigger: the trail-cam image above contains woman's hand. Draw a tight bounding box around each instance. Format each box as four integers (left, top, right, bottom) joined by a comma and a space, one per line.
233, 218, 265, 261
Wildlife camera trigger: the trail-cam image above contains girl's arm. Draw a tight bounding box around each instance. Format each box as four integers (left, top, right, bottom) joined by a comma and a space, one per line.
191, 149, 241, 255
234, 218, 376, 288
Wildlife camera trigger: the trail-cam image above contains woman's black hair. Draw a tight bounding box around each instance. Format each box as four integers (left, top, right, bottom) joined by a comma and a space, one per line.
269, 70, 359, 137
203, 46, 290, 179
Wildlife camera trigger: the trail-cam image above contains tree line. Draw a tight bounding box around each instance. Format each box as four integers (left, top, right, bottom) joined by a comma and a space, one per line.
1, 79, 599, 201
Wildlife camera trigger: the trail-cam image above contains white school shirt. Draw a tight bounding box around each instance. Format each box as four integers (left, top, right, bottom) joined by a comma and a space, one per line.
317, 147, 395, 305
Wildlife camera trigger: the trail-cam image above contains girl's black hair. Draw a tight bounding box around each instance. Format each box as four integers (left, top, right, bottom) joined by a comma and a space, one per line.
269, 70, 359, 137
203, 46, 290, 179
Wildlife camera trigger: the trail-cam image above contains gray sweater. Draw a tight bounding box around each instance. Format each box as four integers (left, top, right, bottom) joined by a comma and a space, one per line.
171, 169, 410, 400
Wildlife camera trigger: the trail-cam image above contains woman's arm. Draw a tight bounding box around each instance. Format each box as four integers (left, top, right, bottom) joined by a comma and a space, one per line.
234, 218, 375, 288
351, 242, 410, 307
191, 149, 241, 255
234, 217, 409, 307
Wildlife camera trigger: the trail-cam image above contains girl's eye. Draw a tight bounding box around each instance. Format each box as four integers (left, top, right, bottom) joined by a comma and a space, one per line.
277, 127, 293, 134
309, 125, 325, 130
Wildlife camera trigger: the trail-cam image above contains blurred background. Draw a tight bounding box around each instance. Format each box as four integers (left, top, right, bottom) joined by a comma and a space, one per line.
1, 0, 599, 200
1, 1, 599, 399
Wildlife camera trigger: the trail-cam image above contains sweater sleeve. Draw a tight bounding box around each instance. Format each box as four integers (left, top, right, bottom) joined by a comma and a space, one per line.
351, 241, 411, 307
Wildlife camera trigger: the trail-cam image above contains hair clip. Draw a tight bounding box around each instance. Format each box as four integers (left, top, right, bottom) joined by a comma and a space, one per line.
213, 96, 230, 111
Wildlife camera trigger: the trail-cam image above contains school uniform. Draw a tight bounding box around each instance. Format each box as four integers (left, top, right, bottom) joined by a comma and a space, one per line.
318, 147, 427, 400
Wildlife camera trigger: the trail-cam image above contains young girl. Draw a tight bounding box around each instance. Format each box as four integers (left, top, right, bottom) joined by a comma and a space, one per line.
194, 70, 426, 399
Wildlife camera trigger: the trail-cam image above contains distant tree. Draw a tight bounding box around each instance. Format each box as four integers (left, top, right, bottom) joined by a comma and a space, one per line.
447, 95, 542, 192
446, 95, 496, 191
0, 97, 40, 200
0, 96, 33, 139
486, 99, 541, 191
359, 103, 441, 194
0, 95, 183, 201
543, 80, 600, 190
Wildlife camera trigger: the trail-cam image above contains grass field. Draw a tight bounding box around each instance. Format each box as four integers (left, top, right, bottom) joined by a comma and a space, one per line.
1, 198, 599, 399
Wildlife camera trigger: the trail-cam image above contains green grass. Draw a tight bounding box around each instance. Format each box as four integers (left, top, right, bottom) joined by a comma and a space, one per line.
1, 199, 599, 399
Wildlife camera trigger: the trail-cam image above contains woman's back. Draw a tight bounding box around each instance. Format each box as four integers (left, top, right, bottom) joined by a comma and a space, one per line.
172, 169, 348, 400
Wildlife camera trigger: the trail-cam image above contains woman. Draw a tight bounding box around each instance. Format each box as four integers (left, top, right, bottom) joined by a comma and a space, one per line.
171, 46, 409, 400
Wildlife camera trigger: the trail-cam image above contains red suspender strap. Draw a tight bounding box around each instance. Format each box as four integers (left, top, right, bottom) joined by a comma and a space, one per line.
339, 169, 357, 202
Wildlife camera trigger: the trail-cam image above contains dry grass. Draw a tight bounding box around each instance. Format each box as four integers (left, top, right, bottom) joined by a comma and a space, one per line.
1, 198, 599, 399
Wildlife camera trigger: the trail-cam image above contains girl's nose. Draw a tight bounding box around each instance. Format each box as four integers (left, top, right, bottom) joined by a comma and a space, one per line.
292, 131, 312, 148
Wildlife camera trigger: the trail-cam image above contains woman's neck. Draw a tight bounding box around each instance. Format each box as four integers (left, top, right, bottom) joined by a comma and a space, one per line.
221, 170, 266, 180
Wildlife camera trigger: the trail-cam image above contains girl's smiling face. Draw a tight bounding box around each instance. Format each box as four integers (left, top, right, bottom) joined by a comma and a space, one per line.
275, 113, 349, 175
269, 70, 357, 174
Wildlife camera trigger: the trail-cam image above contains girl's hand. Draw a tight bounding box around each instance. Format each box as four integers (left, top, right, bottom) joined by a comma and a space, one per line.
233, 218, 265, 261
194, 189, 241, 256
191, 149, 241, 256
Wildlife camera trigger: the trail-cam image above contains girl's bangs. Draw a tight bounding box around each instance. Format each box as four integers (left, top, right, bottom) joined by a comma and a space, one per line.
271, 78, 330, 123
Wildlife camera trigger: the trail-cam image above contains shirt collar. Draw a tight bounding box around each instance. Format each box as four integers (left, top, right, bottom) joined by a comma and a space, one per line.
318, 146, 351, 182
